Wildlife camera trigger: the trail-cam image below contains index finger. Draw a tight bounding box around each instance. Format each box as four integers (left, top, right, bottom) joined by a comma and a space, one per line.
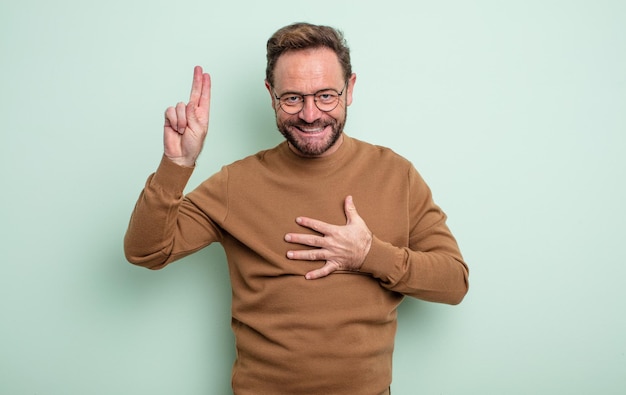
190, 65, 211, 110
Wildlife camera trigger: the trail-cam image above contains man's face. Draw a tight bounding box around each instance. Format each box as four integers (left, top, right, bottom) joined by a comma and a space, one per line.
266, 47, 355, 158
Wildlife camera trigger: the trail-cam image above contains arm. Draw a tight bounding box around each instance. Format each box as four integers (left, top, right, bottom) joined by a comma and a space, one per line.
362, 167, 468, 304
361, 216, 469, 305
284, 172, 469, 305
124, 66, 215, 269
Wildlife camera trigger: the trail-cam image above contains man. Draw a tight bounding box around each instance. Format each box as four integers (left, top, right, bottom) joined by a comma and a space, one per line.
125, 22, 469, 395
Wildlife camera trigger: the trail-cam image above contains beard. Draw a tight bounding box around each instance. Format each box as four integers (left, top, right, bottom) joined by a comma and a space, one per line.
275, 110, 347, 157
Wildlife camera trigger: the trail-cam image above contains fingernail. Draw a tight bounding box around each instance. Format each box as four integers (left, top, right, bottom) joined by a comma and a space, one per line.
287, 251, 293, 258
284, 234, 291, 242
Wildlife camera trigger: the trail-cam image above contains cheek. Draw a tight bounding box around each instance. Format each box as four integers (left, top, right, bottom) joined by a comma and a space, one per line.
326, 108, 346, 123
276, 112, 294, 125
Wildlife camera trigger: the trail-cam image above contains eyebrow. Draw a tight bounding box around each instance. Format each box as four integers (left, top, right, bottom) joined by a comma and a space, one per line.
276, 87, 338, 96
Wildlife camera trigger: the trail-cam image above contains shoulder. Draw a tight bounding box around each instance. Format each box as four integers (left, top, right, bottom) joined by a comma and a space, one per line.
220, 142, 284, 169
349, 136, 413, 168
211, 143, 288, 185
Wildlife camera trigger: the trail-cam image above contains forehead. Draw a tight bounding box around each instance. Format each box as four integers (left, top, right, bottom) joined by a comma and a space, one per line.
273, 47, 344, 92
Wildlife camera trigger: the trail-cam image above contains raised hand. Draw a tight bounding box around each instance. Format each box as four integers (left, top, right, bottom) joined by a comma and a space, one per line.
163, 66, 211, 167
284, 196, 373, 280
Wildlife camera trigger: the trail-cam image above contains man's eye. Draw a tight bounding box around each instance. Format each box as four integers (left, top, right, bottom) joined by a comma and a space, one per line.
317, 93, 336, 102
282, 95, 302, 104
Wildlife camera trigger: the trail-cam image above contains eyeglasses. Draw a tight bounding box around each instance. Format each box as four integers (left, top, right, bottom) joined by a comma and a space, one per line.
273, 81, 348, 115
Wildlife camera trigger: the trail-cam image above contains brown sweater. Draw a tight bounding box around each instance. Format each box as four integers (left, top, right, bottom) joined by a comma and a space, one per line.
124, 135, 469, 394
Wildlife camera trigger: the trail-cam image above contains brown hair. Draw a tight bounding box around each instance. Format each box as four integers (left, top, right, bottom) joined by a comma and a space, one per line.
265, 22, 352, 87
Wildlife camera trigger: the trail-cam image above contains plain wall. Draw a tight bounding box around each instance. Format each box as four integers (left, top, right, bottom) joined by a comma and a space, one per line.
1, 0, 624, 393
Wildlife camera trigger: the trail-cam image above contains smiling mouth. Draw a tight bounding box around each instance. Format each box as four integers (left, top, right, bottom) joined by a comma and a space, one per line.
292, 122, 331, 134
297, 126, 325, 134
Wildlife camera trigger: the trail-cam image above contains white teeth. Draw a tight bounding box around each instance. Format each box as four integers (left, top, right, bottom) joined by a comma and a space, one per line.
298, 127, 324, 133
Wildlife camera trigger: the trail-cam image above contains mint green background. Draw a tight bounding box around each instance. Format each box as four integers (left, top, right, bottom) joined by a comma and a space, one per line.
1, 1, 625, 394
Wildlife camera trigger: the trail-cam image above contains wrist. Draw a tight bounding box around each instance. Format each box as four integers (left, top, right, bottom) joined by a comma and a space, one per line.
165, 155, 196, 168
151, 155, 195, 193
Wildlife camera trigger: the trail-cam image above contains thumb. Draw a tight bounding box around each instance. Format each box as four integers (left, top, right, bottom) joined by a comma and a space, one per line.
344, 195, 359, 224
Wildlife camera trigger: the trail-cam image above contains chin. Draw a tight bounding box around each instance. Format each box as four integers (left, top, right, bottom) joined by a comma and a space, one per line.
285, 130, 342, 157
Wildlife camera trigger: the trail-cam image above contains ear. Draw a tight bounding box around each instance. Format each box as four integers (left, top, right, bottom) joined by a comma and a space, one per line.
265, 80, 277, 110
345, 73, 357, 106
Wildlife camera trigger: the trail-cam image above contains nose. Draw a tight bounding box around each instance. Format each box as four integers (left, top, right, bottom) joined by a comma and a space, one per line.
298, 95, 322, 123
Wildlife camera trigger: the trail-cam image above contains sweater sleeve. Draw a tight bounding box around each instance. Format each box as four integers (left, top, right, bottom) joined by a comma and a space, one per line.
123, 155, 224, 270
359, 167, 469, 305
